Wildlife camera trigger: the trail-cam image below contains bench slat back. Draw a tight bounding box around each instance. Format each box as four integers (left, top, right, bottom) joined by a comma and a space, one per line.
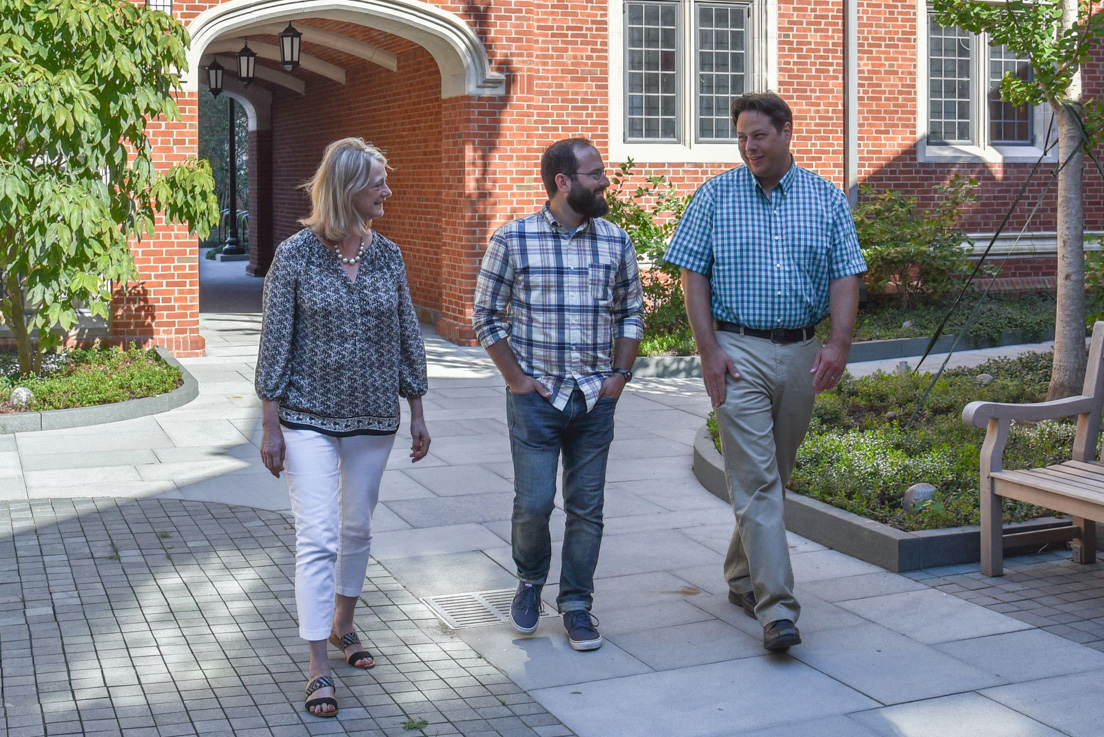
1074, 321, 1104, 463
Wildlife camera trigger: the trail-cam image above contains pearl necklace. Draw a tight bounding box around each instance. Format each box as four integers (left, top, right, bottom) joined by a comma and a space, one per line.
334, 236, 367, 265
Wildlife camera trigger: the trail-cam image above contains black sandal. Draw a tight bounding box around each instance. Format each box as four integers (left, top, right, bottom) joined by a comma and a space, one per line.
329, 631, 375, 668
304, 675, 338, 717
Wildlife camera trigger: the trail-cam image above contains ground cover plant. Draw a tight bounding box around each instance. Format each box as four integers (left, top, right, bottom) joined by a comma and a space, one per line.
642, 292, 1103, 357
0, 344, 182, 412
708, 350, 1083, 531
828, 291, 1104, 345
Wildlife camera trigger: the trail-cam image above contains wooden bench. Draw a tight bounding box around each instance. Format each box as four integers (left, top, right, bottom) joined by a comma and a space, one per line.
962, 321, 1104, 576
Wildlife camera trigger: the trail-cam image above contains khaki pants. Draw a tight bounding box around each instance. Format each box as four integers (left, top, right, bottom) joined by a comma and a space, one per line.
714, 331, 819, 625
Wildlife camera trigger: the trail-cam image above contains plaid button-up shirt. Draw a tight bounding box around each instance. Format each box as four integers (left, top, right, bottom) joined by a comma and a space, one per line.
664, 163, 866, 329
473, 205, 645, 411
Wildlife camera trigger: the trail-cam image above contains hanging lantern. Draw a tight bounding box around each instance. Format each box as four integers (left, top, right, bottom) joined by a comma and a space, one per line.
237, 39, 257, 86
279, 22, 303, 72
206, 59, 224, 97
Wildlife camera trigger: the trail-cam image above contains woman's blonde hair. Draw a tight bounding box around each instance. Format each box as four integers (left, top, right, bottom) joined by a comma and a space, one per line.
300, 137, 389, 243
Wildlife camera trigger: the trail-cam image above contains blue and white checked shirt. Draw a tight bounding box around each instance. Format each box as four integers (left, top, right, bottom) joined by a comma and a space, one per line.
473, 205, 645, 411
664, 163, 866, 329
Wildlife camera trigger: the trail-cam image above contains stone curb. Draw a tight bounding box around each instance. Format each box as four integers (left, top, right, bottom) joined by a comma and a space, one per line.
692, 424, 1078, 572
634, 328, 1055, 379
0, 348, 198, 434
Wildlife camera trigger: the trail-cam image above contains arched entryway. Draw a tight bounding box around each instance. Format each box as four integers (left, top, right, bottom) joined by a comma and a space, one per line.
116, 0, 507, 356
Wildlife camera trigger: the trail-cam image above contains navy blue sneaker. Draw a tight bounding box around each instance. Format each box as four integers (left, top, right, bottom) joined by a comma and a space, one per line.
563, 610, 602, 651
510, 582, 542, 634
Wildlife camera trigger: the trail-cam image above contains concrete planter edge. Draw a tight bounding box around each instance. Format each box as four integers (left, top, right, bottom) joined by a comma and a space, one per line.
692, 424, 1077, 572
0, 347, 199, 434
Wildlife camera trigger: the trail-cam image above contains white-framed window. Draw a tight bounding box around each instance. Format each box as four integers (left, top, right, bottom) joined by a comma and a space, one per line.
919, 5, 1054, 163
609, 0, 776, 163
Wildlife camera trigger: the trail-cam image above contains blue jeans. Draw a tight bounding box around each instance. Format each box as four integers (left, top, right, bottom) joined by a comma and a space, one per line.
506, 388, 617, 613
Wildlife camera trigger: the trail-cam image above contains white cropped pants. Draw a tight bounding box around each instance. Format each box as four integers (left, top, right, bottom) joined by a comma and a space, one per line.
282, 427, 395, 641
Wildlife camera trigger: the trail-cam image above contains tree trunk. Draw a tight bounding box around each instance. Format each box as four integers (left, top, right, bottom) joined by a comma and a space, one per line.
2, 271, 36, 376
1047, 0, 1087, 400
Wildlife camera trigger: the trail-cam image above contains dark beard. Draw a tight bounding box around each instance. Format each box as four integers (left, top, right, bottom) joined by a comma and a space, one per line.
567, 183, 610, 219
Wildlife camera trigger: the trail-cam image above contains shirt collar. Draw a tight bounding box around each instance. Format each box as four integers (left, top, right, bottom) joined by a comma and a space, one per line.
747, 156, 797, 198
541, 202, 592, 234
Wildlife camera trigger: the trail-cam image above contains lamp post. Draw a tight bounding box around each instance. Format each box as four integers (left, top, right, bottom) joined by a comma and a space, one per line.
222, 99, 245, 256
279, 22, 302, 72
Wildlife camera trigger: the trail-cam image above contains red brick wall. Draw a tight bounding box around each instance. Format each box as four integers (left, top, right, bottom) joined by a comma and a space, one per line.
246, 129, 274, 278
122, 0, 1102, 355
779, 0, 846, 184
269, 42, 444, 317
112, 91, 205, 356
854, 0, 1103, 236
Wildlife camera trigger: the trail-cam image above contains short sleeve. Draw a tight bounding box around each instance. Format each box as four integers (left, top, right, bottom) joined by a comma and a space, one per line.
663, 183, 716, 276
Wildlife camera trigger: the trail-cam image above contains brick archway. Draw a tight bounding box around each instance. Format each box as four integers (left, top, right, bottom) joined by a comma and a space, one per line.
185, 0, 506, 100
113, 0, 507, 356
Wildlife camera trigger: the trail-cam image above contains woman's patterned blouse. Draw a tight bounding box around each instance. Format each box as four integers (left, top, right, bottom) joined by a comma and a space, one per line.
255, 228, 428, 434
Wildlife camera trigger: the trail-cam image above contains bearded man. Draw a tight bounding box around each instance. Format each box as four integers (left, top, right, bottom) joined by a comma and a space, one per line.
473, 138, 644, 651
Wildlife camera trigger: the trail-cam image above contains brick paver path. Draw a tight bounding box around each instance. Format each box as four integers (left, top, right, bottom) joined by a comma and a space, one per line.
0, 498, 572, 737
907, 551, 1104, 653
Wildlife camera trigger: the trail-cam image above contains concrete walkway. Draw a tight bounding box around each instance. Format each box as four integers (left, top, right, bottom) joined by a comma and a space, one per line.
2, 255, 1104, 736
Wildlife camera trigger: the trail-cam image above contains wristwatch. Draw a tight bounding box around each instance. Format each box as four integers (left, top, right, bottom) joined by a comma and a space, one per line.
612, 368, 633, 383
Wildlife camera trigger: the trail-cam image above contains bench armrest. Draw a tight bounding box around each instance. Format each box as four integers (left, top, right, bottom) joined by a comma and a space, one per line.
962, 395, 1093, 428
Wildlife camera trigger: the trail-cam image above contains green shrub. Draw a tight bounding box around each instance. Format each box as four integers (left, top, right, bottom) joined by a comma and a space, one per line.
642, 287, 1082, 358
815, 291, 1095, 347
604, 160, 690, 337
640, 331, 697, 358
707, 350, 1088, 531
1, 344, 182, 411
854, 176, 978, 308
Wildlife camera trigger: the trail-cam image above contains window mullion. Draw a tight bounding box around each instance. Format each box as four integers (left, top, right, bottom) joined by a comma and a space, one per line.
974, 30, 985, 148
681, 0, 691, 146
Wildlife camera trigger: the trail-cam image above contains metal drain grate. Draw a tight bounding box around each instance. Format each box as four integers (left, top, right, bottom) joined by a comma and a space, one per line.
421, 588, 557, 630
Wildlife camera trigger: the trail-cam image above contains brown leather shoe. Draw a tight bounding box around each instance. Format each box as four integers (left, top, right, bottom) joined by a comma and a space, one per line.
727, 589, 757, 619
763, 619, 801, 651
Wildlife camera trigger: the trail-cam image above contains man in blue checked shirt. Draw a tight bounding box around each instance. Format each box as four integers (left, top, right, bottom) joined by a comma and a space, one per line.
665, 93, 867, 653
473, 138, 644, 652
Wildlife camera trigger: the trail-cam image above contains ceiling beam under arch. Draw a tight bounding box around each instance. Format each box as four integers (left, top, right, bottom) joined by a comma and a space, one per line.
205, 54, 307, 94
242, 23, 398, 72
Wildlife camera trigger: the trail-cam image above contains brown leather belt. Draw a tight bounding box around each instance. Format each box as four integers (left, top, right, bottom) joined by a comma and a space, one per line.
714, 321, 816, 344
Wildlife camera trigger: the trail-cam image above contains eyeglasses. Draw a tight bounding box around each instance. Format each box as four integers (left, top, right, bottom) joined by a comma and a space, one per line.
570, 168, 607, 180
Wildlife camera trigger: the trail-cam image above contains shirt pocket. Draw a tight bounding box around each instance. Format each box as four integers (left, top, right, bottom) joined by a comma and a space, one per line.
588, 263, 615, 305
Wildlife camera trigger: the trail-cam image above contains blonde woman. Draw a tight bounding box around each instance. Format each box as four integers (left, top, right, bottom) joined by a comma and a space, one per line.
256, 137, 430, 717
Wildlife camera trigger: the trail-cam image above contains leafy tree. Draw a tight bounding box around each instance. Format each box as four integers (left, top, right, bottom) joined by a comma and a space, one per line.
604, 160, 691, 336
854, 175, 979, 308
0, 0, 219, 375
932, 0, 1104, 399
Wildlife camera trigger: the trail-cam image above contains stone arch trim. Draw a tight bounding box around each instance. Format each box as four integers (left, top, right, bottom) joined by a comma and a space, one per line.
211, 82, 271, 131
186, 0, 506, 98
